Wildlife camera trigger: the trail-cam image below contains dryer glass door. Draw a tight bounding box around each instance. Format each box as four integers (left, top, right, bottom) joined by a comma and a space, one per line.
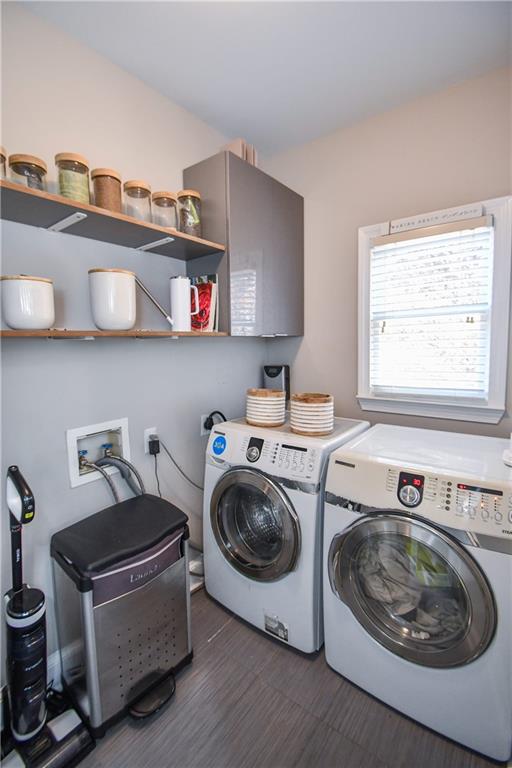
329, 514, 496, 667
210, 468, 301, 581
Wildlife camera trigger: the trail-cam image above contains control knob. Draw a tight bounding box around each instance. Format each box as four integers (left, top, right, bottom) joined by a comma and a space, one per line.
246, 446, 260, 463
398, 484, 421, 508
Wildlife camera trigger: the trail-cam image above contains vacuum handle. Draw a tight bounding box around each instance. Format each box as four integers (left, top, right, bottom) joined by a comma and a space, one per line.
6, 466, 35, 593
7, 465, 35, 525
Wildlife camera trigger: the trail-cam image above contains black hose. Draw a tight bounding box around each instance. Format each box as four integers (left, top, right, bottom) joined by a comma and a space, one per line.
113, 455, 146, 495
96, 457, 142, 497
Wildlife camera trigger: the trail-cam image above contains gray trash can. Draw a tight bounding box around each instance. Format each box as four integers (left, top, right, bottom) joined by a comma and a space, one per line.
51, 494, 192, 737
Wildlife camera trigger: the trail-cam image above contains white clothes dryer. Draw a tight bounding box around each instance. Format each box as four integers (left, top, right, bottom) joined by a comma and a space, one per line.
203, 417, 369, 653
323, 424, 512, 761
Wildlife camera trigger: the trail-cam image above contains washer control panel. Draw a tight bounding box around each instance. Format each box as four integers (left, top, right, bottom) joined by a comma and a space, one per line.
240, 436, 318, 479
208, 430, 322, 481
384, 466, 512, 538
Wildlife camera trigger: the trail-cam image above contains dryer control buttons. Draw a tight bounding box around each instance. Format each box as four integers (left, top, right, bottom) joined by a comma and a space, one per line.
397, 471, 425, 508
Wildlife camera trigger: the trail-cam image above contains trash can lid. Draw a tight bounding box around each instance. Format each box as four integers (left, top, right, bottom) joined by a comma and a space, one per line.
51, 494, 188, 575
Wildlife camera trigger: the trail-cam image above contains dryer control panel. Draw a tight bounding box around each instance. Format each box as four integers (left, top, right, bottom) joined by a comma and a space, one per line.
385, 466, 512, 538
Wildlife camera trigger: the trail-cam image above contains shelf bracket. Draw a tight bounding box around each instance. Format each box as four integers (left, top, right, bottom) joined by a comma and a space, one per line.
48, 211, 88, 232
137, 236, 175, 251
47, 335, 96, 342
134, 335, 180, 340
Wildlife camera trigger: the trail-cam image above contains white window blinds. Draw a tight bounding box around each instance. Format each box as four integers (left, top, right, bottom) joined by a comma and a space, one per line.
369, 220, 494, 399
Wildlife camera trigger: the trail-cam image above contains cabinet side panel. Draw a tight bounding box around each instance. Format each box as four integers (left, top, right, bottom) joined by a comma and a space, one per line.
184, 153, 229, 333
183, 153, 228, 245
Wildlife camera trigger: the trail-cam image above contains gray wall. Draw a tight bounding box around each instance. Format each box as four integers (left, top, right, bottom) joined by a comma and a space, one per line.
1, 220, 270, 668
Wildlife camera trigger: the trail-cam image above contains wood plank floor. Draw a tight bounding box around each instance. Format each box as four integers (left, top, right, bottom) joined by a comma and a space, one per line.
81, 589, 501, 768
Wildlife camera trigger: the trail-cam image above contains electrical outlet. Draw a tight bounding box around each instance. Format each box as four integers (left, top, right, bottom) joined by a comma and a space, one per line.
144, 427, 157, 454
200, 415, 210, 437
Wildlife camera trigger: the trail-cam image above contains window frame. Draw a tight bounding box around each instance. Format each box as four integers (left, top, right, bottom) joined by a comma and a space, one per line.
357, 196, 512, 424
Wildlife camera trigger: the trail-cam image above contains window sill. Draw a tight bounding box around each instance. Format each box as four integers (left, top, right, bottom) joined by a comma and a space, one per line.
357, 396, 505, 424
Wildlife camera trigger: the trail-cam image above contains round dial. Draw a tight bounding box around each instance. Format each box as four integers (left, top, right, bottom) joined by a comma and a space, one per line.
399, 484, 421, 507
246, 446, 260, 463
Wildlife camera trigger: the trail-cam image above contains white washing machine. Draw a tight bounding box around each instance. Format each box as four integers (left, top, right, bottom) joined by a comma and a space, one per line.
323, 424, 512, 761
203, 417, 369, 653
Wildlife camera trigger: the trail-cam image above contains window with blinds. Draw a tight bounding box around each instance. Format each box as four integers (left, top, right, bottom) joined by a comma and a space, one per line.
368, 220, 494, 399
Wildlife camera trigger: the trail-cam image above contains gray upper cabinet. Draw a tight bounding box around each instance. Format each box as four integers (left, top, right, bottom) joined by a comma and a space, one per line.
184, 152, 304, 337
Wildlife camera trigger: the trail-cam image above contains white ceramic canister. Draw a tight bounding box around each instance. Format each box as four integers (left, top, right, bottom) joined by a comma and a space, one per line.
1, 275, 55, 329
88, 268, 136, 330
169, 276, 199, 332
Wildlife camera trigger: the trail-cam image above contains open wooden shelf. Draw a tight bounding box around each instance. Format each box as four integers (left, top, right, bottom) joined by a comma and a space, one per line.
0, 329, 227, 339
0, 180, 225, 261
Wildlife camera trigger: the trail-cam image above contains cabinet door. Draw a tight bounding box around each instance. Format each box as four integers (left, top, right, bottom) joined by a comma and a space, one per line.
228, 154, 272, 337
228, 154, 304, 337
267, 179, 304, 337
185, 152, 304, 337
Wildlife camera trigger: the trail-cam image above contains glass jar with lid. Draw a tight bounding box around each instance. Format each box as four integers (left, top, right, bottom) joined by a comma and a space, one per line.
178, 189, 202, 237
124, 180, 152, 222
91, 168, 122, 213
9, 154, 47, 190
55, 152, 90, 204
0, 147, 6, 180
152, 191, 178, 229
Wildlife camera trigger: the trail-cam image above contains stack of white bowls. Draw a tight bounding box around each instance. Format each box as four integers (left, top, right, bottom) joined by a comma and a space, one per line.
290, 393, 334, 435
246, 388, 286, 427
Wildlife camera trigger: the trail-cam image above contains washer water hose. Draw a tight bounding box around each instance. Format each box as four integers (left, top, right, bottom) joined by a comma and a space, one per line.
96, 457, 140, 497
82, 460, 120, 504
96, 454, 146, 496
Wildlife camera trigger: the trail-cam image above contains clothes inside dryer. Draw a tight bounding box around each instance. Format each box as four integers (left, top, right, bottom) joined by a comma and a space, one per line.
355, 534, 468, 641
329, 513, 496, 667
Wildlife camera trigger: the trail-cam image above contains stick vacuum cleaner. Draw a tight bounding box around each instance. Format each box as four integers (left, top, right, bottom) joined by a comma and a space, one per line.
3, 466, 94, 768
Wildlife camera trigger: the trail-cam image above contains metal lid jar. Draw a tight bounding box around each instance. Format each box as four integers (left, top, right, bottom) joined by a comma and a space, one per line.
152, 191, 178, 229
9, 154, 47, 191
91, 168, 122, 213
177, 189, 201, 237
123, 180, 152, 222
55, 152, 90, 204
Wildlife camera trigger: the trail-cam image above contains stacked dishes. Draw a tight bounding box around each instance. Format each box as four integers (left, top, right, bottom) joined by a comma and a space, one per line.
246, 388, 286, 427
290, 393, 334, 435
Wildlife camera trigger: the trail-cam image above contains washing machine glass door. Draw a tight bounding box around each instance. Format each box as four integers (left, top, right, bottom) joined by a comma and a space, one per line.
328, 514, 496, 667
211, 468, 301, 581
